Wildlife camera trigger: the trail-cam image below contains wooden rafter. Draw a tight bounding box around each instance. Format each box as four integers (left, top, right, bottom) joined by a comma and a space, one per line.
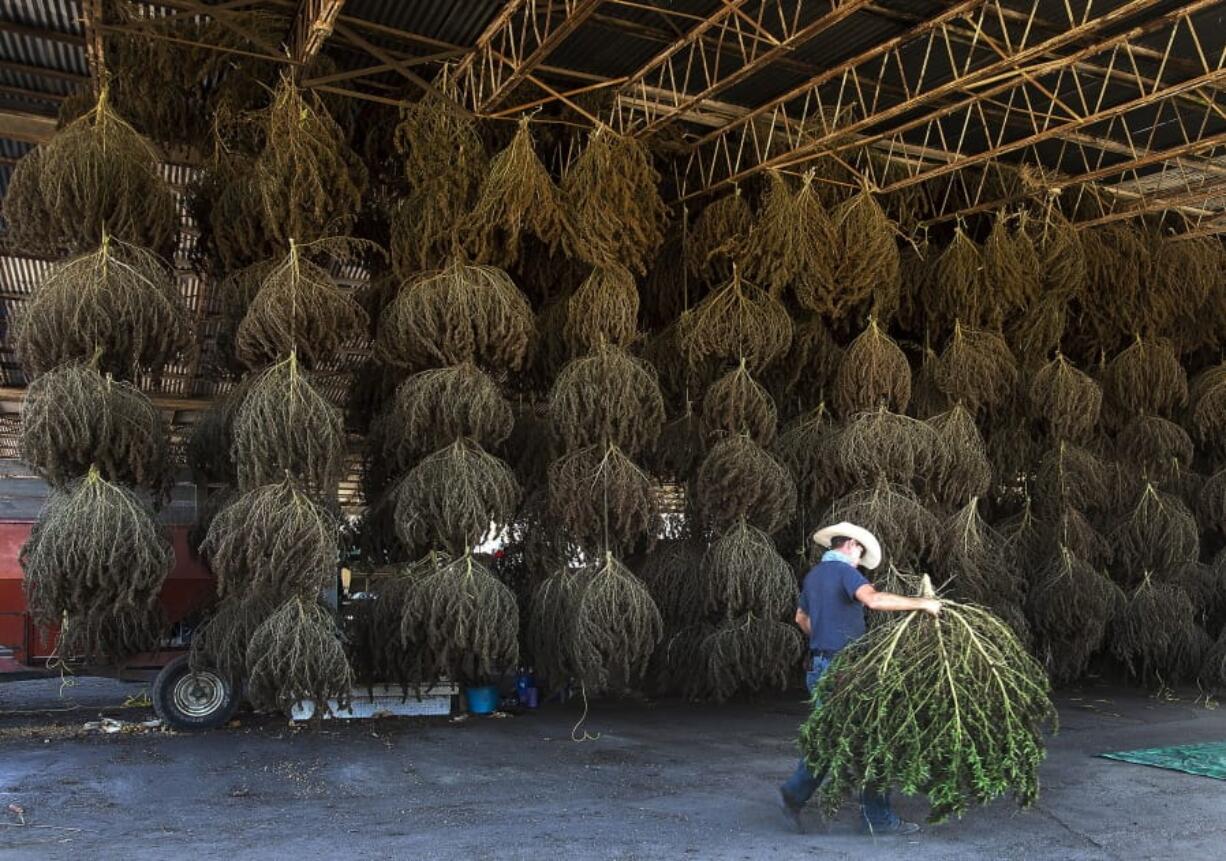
680, 0, 1174, 198
1077, 175, 1226, 228
459, 0, 605, 114
626, 0, 881, 137
287, 0, 347, 68
919, 132, 1226, 226
81, 0, 106, 96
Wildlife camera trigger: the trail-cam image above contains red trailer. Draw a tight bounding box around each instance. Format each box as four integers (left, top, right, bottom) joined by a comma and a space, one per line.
0, 473, 241, 730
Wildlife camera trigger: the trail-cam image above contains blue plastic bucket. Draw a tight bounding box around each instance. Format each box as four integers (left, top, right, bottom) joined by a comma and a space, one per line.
466, 685, 499, 715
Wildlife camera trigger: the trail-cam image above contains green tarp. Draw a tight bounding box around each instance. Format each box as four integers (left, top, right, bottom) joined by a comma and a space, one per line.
1099, 741, 1226, 780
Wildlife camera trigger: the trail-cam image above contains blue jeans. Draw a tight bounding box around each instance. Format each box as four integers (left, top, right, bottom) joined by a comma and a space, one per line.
780, 655, 898, 830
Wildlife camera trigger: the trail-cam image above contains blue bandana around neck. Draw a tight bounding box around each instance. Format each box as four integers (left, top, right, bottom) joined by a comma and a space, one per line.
821, 548, 857, 566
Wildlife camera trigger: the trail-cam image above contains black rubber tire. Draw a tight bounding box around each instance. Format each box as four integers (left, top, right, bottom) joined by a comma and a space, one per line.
151, 655, 240, 731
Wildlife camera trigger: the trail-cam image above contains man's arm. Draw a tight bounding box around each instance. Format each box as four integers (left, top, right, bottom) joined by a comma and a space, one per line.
854, 584, 942, 616
794, 608, 812, 636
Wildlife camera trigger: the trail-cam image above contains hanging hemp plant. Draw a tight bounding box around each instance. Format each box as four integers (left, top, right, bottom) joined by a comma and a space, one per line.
20, 468, 173, 657
935, 323, 1018, 416
1170, 559, 1226, 626
20, 362, 171, 498
377, 260, 535, 371
651, 404, 705, 483
685, 186, 752, 278
189, 591, 279, 679
1028, 354, 1101, 443
567, 552, 664, 691
1027, 205, 1087, 299
1008, 291, 1068, 367
1028, 546, 1124, 683
893, 238, 934, 333
1198, 468, 1226, 536
1111, 483, 1199, 576
838, 406, 942, 489
636, 538, 704, 628
399, 553, 519, 683
934, 499, 1024, 608
527, 565, 583, 681
380, 363, 513, 469
547, 444, 659, 553
701, 360, 778, 446
775, 404, 846, 514
186, 378, 251, 485
1103, 337, 1187, 419
231, 353, 345, 496
679, 268, 793, 373
3, 86, 176, 256
910, 347, 949, 419
932, 228, 991, 329
823, 189, 900, 321
214, 258, 277, 372
235, 238, 372, 370
201, 476, 339, 600
681, 615, 805, 703
464, 115, 571, 267
505, 405, 557, 492
1110, 575, 1198, 680
1116, 415, 1194, 479
823, 475, 940, 567
699, 518, 795, 620
1078, 225, 1149, 354
1203, 629, 1226, 692
549, 344, 665, 457
12, 235, 191, 379
1034, 442, 1114, 515
926, 404, 992, 507
254, 74, 366, 249
561, 127, 668, 274
740, 171, 834, 301
833, 318, 911, 418
563, 265, 640, 353
1144, 234, 1217, 342
394, 439, 521, 553
764, 315, 844, 413
245, 596, 353, 716
392, 81, 488, 274
983, 211, 1040, 324
1043, 506, 1115, 570
696, 434, 796, 534
798, 576, 1054, 824
1189, 364, 1226, 454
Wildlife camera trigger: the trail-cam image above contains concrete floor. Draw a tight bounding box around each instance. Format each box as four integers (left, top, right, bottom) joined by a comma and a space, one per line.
0, 678, 1224, 860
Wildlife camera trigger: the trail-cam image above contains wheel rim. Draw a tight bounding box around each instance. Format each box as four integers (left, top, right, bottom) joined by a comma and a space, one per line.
171, 670, 227, 718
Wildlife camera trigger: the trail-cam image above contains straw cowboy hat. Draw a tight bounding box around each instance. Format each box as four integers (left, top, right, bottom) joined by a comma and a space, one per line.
812, 522, 882, 570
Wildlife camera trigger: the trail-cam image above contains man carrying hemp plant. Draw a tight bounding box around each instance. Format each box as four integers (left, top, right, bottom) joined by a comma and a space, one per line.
778, 521, 942, 836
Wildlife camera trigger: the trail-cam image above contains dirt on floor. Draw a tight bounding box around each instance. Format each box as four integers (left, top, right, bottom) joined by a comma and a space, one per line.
0, 677, 1224, 860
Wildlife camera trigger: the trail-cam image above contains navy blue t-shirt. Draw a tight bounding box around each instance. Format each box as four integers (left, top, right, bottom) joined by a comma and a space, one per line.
797, 558, 870, 652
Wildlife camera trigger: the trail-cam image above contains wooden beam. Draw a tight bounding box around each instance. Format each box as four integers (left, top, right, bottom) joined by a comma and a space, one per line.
0, 61, 88, 85
0, 387, 214, 414
0, 111, 57, 144
1074, 176, 1226, 228
0, 20, 85, 47
288, 0, 347, 68
920, 132, 1226, 226
462, 0, 605, 114
0, 85, 67, 104
81, 0, 106, 97
877, 68, 1226, 195
682, 0, 1178, 198
634, 0, 879, 137
332, 21, 472, 117
299, 48, 468, 87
